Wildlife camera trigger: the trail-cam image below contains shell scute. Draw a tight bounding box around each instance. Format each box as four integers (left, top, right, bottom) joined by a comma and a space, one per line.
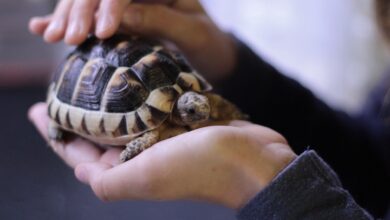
104, 67, 149, 113
72, 58, 116, 110
131, 52, 181, 91
106, 41, 153, 67
56, 55, 87, 104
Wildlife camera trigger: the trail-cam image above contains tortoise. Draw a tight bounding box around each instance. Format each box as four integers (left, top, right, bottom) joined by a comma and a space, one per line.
46, 35, 246, 162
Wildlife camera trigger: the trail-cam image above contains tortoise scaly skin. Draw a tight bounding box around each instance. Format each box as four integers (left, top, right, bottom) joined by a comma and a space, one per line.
47, 35, 246, 162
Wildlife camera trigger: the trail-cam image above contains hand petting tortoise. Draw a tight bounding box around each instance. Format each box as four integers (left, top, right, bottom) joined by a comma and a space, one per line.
28, 0, 297, 209
29, 0, 236, 81
29, 0, 179, 44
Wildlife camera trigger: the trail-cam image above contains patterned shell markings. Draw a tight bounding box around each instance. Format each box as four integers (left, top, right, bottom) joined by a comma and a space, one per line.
47, 35, 211, 143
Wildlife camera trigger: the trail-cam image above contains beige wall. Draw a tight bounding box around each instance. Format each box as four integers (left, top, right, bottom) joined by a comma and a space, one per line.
202, 0, 390, 112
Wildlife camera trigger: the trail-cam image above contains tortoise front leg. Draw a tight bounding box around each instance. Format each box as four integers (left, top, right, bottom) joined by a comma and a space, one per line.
48, 120, 65, 141
120, 130, 159, 162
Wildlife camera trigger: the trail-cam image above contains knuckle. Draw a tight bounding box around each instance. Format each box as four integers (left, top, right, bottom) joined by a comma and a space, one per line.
266, 129, 289, 145
277, 134, 289, 145
198, 128, 235, 152
247, 125, 289, 145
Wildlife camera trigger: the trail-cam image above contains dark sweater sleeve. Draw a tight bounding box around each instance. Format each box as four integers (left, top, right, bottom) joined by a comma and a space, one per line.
237, 151, 373, 220
217, 38, 390, 216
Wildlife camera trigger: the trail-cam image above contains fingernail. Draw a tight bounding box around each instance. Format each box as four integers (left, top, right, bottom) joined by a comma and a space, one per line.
123, 9, 142, 27
65, 22, 80, 44
68, 22, 78, 35
45, 22, 57, 36
44, 21, 61, 41
96, 16, 109, 36
46, 21, 61, 32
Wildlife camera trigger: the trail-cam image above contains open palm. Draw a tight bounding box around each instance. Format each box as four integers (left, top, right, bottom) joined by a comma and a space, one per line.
29, 102, 295, 209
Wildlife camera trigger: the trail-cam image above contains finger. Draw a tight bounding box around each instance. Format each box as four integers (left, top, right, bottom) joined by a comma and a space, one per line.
28, 102, 53, 143
100, 148, 122, 166
60, 138, 104, 168
75, 145, 174, 201
76, 130, 205, 202
29, 15, 52, 36
75, 162, 112, 193
96, 0, 131, 39
44, 0, 74, 43
28, 103, 103, 168
65, 0, 100, 45
121, 4, 206, 52
75, 159, 147, 201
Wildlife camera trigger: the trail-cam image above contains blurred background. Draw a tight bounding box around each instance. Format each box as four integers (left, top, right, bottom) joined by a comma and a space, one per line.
205, 0, 390, 113
0, 0, 388, 219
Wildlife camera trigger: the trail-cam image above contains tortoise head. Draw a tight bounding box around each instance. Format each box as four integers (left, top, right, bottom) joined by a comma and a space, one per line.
174, 91, 210, 125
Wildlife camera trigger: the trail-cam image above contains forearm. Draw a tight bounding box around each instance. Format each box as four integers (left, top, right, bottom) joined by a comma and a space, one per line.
237, 150, 374, 220
217, 37, 390, 214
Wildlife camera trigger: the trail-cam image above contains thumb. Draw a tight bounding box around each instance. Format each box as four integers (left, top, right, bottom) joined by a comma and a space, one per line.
75, 162, 116, 201
121, 4, 209, 53
75, 154, 163, 202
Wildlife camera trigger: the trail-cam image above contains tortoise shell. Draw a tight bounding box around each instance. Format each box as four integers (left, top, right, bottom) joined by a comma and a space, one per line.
46, 35, 211, 145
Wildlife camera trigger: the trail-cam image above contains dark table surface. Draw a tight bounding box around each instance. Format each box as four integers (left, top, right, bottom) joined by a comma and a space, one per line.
0, 86, 235, 220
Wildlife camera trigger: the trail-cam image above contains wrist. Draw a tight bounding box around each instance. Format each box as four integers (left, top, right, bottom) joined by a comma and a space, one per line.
225, 142, 297, 209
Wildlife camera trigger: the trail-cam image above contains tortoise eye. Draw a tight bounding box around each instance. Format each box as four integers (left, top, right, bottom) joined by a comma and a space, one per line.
188, 107, 196, 115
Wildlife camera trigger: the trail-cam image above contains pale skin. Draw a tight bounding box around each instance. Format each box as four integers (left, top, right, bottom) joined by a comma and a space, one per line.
29, 0, 297, 210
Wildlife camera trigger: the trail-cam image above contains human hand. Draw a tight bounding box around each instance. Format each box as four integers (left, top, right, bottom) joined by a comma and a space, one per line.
29, 102, 296, 209
29, 0, 236, 81
29, 0, 173, 44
